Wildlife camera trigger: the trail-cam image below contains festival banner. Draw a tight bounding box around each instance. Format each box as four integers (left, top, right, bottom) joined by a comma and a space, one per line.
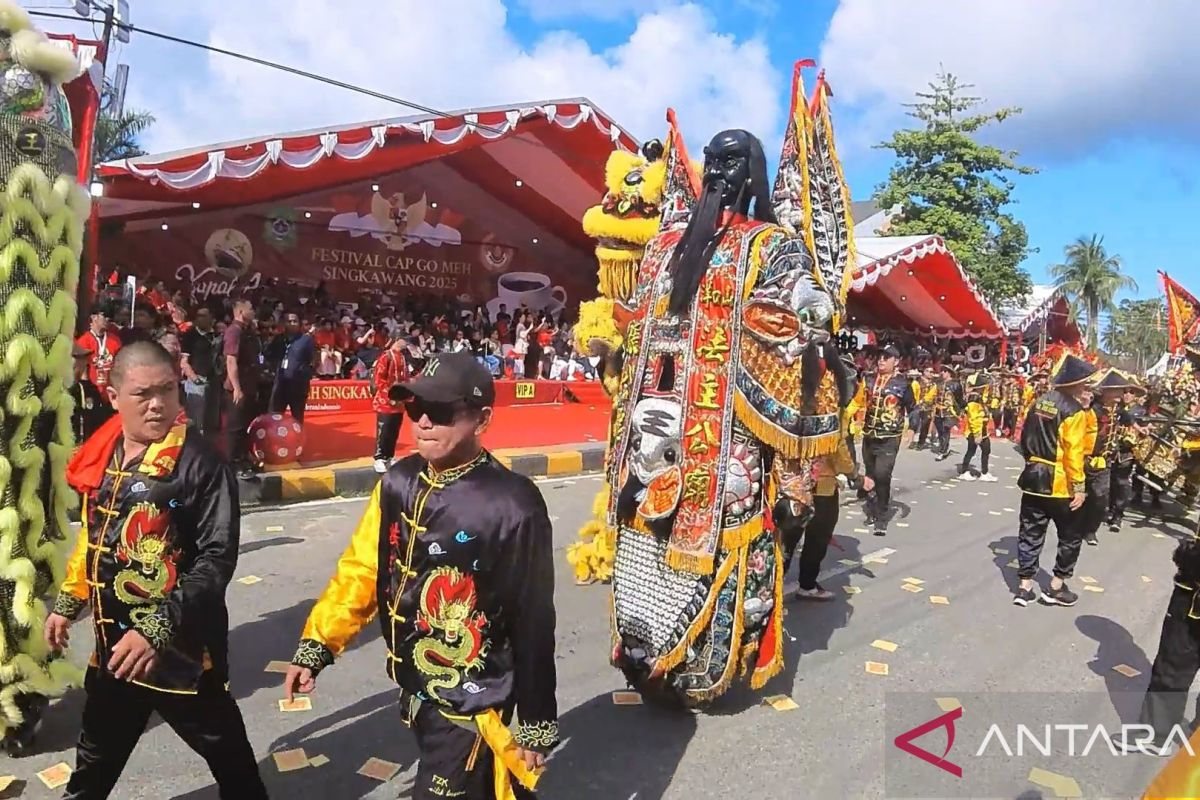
1160, 270, 1200, 353
99, 178, 598, 319
303, 379, 565, 415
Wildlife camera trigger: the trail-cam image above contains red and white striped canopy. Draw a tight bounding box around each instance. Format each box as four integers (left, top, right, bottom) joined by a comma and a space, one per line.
96, 98, 637, 258
847, 235, 1006, 339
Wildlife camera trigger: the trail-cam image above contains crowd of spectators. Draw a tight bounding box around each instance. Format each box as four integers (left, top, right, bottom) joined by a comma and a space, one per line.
73, 275, 601, 476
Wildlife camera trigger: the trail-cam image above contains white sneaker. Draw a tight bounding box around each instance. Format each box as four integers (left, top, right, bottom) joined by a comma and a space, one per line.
373, 459, 388, 474
958, 472, 977, 482
979, 473, 999, 483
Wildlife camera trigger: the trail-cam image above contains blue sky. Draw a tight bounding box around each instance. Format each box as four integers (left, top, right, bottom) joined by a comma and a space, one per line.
42, 0, 1199, 307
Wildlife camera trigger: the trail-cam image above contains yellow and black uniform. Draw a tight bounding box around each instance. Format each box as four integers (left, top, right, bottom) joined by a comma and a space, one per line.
1129, 539, 1200, 762
912, 376, 938, 449
53, 418, 266, 799
293, 451, 556, 800
960, 371, 994, 477
932, 372, 962, 459
1014, 388, 1089, 581
848, 369, 915, 532
1077, 396, 1121, 544
782, 431, 859, 592
1107, 401, 1142, 528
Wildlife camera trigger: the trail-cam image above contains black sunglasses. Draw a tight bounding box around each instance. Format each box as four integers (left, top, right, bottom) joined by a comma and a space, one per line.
405, 400, 471, 426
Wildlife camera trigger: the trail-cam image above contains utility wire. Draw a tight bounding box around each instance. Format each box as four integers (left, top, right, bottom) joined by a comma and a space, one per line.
27, 9, 635, 173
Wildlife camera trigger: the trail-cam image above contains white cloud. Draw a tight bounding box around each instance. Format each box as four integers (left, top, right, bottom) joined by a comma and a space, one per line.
818, 0, 1200, 159
103, 0, 780, 158
516, 0, 650, 21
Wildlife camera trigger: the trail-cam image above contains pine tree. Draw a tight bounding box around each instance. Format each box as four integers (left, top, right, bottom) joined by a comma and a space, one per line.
876, 71, 1037, 307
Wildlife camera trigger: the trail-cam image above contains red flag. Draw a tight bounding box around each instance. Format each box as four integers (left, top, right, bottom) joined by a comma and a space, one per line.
1160, 271, 1200, 353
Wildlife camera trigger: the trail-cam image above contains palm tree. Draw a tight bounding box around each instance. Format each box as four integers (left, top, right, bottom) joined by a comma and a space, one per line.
92, 81, 155, 164
1049, 235, 1136, 351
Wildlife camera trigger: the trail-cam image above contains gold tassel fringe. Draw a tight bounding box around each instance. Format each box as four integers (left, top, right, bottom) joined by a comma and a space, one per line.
733, 391, 840, 459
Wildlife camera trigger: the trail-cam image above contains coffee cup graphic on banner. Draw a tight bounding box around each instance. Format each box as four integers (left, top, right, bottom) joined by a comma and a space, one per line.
489, 271, 566, 316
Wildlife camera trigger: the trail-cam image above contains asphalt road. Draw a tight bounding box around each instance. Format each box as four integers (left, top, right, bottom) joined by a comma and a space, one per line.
6, 443, 1198, 799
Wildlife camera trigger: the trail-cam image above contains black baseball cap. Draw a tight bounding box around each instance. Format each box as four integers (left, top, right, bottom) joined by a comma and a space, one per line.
880, 344, 901, 359
394, 352, 495, 407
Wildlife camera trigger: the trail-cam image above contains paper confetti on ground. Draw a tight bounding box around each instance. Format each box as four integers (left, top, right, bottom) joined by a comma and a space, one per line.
273, 749, 310, 773
936, 697, 962, 712
1007, 560, 1019, 568
237, 575, 263, 585
308, 754, 330, 768
611, 691, 643, 705
763, 694, 799, 711
838, 559, 859, 567
1083, 585, 1105, 593
1112, 664, 1142, 678
264, 660, 292, 674
279, 697, 312, 712
946, 499, 956, 504
37, 763, 72, 789
1153, 533, 1167, 539
902, 577, 925, 585
896, 522, 910, 528
1079, 576, 1097, 584
854, 528, 870, 534
865, 557, 889, 565
901, 583, 924, 593
977, 492, 989, 496
959, 512, 973, 517
871, 640, 898, 653
865, 661, 889, 676
1028, 766, 1082, 798
843, 586, 862, 595
1141, 576, 1152, 583
1003, 507, 1016, 512
0, 776, 14, 791
989, 510, 1002, 516
993, 548, 1009, 555
358, 758, 402, 782
909, 500, 919, 505
266, 525, 284, 532
929, 596, 950, 605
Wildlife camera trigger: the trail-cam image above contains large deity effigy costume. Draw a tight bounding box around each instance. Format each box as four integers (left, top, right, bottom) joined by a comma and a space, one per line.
0, 3, 88, 752
606, 77, 856, 704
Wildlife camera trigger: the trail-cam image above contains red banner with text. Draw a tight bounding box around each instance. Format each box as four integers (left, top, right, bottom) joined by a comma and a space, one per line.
100, 178, 597, 318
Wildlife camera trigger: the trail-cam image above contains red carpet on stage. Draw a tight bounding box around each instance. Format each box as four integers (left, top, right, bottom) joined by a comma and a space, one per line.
298, 400, 611, 465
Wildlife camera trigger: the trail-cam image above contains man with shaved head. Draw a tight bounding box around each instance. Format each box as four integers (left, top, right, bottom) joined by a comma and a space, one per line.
47, 341, 266, 798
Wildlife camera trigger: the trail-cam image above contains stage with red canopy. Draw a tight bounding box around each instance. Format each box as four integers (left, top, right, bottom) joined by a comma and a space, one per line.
847, 235, 1006, 339
93, 99, 637, 315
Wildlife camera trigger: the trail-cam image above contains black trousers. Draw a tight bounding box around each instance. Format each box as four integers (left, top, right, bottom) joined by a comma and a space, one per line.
862, 436, 900, 528
1076, 468, 1111, 540
64, 668, 266, 800
1138, 585, 1200, 743
1002, 408, 1017, 438
269, 373, 311, 423
1015, 493, 1082, 580
375, 412, 403, 461
961, 435, 991, 474
184, 381, 220, 439
411, 702, 535, 800
933, 416, 953, 456
846, 433, 858, 467
1108, 463, 1134, 525
223, 385, 261, 467
782, 492, 839, 590
916, 410, 932, 447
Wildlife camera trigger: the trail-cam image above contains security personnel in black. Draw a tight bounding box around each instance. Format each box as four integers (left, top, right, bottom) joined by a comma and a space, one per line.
847, 345, 915, 535
1012, 354, 1095, 608
72, 343, 113, 442
1077, 369, 1130, 547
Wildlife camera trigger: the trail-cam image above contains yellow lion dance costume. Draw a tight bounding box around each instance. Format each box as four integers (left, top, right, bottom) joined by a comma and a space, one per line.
0, 2, 88, 753
566, 141, 668, 584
